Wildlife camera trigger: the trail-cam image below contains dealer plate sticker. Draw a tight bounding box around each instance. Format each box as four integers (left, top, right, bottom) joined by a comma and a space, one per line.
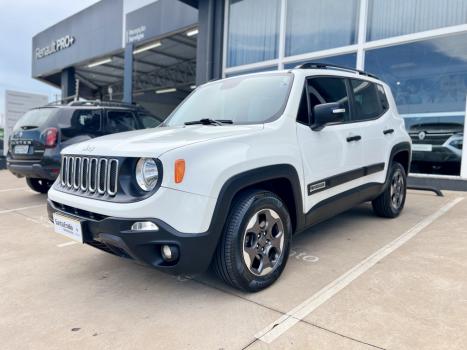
14, 145, 29, 154
53, 213, 83, 243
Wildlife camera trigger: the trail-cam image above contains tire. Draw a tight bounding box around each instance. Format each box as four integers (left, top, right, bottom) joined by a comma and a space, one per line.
213, 190, 292, 292
372, 162, 407, 218
26, 178, 52, 194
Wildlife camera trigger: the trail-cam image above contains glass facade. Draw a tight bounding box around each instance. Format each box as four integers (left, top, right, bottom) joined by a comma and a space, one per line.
226, 65, 278, 77
367, 0, 467, 41
285, 0, 358, 56
224, 0, 467, 177
366, 33, 466, 175
227, 0, 281, 67
284, 53, 357, 70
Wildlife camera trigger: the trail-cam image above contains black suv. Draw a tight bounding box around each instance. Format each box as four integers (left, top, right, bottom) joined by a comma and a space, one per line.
7, 100, 162, 193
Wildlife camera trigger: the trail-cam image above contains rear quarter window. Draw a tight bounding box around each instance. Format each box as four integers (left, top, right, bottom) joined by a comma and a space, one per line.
350, 79, 384, 121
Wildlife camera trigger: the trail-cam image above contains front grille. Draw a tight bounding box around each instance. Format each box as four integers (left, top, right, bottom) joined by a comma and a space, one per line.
409, 133, 452, 145
60, 156, 119, 197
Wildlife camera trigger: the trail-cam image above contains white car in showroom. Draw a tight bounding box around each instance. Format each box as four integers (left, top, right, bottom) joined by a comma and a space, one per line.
48, 63, 411, 292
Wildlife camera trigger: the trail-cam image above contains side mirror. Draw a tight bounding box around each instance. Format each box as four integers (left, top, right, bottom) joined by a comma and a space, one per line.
311, 102, 345, 131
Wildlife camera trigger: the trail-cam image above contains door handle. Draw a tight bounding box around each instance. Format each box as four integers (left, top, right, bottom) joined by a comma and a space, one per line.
346, 135, 362, 142
383, 128, 394, 135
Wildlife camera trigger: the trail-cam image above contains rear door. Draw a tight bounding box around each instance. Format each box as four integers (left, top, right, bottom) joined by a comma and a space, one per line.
297, 76, 365, 213
60, 109, 103, 145
104, 110, 139, 133
348, 79, 390, 184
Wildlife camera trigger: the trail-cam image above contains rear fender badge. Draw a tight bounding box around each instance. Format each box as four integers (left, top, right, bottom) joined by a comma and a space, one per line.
308, 181, 326, 195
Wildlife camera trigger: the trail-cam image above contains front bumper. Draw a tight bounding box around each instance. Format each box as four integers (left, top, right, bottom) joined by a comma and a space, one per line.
47, 200, 219, 274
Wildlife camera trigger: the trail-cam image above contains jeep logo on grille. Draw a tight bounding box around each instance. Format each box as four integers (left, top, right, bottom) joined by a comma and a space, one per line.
82, 145, 96, 152
418, 131, 426, 140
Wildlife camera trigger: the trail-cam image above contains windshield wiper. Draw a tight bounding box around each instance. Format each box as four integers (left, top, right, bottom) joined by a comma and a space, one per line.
18, 125, 38, 130
184, 118, 233, 126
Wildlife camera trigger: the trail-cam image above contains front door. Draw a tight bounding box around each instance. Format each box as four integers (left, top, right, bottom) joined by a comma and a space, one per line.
296, 76, 365, 214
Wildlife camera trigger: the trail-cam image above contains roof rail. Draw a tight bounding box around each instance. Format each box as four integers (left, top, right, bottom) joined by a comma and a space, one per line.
43, 95, 76, 106
66, 100, 139, 108
295, 62, 380, 80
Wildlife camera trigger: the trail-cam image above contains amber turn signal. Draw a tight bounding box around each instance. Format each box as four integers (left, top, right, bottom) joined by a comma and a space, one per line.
175, 159, 186, 183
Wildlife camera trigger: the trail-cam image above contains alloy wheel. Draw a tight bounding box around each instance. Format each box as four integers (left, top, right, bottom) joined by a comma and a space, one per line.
242, 208, 285, 276
390, 168, 405, 210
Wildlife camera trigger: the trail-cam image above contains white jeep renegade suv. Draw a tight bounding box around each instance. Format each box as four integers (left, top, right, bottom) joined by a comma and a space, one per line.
48, 63, 412, 292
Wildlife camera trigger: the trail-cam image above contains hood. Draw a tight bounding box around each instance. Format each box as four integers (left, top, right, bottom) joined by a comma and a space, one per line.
62, 124, 264, 157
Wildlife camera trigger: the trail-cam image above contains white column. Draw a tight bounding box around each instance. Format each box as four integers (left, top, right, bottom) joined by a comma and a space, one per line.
221, 0, 229, 78
278, 0, 287, 70
356, 0, 369, 70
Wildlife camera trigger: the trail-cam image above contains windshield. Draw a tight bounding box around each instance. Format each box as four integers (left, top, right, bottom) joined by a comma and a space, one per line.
164, 73, 293, 126
14, 108, 58, 131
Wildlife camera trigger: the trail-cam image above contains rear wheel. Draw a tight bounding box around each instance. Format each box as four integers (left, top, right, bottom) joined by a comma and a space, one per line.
213, 190, 292, 292
26, 178, 52, 194
372, 162, 407, 218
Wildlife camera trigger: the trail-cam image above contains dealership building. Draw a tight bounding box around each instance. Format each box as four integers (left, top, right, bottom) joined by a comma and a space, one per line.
32, 0, 467, 184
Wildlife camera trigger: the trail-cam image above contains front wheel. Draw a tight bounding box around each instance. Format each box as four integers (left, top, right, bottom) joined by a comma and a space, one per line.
372, 162, 407, 218
213, 190, 292, 292
26, 178, 53, 194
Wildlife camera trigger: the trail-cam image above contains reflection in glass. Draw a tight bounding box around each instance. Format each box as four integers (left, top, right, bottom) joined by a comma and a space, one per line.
368, 0, 467, 41
285, 0, 358, 56
365, 33, 467, 175
226, 66, 278, 78
227, 0, 281, 67
284, 53, 357, 70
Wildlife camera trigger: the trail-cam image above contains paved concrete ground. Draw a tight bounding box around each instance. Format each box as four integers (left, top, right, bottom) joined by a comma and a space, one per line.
0, 170, 466, 350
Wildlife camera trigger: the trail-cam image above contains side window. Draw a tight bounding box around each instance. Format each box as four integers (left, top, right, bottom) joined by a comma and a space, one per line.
71, 109, 101, 132
107, 111, 137, 132
307, 77, 350, 123
350, 79, 383, 121
377, 84, 389, 111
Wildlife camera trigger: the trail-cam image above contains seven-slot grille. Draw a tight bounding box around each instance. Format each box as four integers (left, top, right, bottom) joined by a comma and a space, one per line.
60, 156, 119, 196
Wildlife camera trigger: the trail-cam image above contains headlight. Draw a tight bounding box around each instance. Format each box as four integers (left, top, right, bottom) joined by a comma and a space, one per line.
135, 158, 160, 191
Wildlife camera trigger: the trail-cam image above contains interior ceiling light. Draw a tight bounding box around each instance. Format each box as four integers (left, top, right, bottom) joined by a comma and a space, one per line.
133, 41, 162, 54
186, 28, 199, 37
155, 88, 177, 94
87, 58, 112, 68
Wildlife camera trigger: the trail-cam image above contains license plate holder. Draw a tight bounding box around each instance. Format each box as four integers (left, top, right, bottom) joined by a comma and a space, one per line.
412, 144, 433, 152
53, 213, 84, 243
14, 145, 29, 154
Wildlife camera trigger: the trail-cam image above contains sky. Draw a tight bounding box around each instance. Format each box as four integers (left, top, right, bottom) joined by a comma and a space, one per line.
0, 0, 100, 117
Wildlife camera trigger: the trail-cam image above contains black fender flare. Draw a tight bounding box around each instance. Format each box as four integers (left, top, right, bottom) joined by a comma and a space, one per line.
385, 141, 412, 185
207, 164, 304, 243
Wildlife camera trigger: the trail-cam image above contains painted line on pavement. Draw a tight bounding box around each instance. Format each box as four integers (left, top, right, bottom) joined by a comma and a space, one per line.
57, 241, 78, 248
255, 197, 464, 344
0, 187, 28, 193
0, 204, 45, 215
